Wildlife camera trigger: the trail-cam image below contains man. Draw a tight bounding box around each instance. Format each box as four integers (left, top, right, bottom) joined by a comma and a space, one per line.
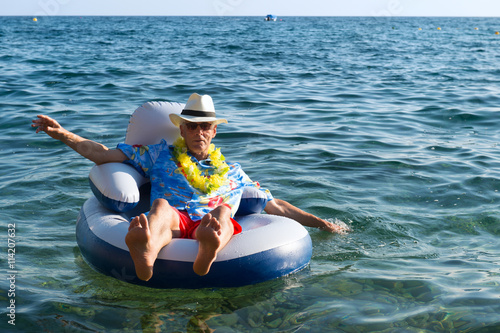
32, 93, 349, 281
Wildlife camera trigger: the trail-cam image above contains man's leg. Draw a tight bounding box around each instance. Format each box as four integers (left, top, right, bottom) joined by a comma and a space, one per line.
125, 198, 181, 281
193, 204, 234, 276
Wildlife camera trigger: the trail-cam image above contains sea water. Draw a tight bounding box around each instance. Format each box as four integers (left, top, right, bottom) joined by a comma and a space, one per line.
1, 16, 500, 332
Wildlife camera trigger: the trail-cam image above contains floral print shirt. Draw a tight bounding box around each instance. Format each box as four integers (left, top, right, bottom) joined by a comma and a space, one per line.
117, 140, 273, 221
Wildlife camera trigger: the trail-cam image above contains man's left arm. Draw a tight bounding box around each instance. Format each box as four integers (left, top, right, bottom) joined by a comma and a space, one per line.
264, 199, 350, 234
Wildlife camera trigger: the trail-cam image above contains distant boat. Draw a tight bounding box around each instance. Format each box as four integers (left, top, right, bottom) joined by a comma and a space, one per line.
265, 14, 277, 21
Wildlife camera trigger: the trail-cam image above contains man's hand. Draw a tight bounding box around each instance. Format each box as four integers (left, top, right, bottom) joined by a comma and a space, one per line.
32, 115, 63, 140
319, 219, 351, 234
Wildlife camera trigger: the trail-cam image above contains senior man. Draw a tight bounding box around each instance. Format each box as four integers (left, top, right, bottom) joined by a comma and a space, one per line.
32, 93, 349, 281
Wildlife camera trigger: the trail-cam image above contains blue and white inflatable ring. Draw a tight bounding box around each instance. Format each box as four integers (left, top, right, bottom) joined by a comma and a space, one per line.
76, 101, 312, 289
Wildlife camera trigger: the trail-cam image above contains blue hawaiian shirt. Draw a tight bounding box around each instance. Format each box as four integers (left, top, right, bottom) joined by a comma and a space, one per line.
117, 140, 273, 221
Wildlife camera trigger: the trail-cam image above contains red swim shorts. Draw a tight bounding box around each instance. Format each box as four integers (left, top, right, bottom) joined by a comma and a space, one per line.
175, 207, 242, 239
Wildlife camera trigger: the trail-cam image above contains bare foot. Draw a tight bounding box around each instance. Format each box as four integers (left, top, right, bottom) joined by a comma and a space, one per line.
125, 214, 158, 281
193, 213, 222, 276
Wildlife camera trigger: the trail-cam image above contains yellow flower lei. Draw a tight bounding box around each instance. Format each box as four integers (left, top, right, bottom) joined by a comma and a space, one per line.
172, 137, 230, 194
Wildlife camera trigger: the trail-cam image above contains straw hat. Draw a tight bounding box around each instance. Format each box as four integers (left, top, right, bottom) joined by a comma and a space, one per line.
169, 93, 228, 127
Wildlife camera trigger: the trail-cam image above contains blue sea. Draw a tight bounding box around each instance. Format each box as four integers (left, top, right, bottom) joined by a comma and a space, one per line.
1, 15, 500, 332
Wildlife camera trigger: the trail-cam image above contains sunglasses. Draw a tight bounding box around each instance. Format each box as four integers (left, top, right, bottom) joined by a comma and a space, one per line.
184, 122, 214, 131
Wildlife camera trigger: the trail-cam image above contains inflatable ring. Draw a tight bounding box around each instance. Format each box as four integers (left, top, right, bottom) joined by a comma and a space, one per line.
76, 101, 312, 288
77, 193, 312, 288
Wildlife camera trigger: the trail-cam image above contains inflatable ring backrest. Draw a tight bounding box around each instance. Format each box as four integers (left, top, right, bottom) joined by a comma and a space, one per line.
89, 101, 269, 214
125, 101, 183, 146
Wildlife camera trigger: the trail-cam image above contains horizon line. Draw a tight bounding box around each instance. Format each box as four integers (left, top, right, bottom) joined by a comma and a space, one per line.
2, 14, 500, 18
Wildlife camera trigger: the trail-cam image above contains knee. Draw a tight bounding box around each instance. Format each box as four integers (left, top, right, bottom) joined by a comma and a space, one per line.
212, 204, 231, 217
152, 198, 172, 211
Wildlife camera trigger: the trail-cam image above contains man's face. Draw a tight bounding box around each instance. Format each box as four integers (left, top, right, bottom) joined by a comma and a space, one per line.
180, 122, 217, 158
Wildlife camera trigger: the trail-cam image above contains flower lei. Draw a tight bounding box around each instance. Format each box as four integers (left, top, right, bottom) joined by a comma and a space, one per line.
172, 137, 230, 194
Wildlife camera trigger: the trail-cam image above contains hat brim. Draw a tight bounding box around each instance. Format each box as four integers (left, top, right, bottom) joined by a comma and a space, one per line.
169, 114, 228, 127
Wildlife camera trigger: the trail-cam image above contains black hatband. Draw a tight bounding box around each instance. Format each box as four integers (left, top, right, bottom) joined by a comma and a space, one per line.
181, 109, 216, 118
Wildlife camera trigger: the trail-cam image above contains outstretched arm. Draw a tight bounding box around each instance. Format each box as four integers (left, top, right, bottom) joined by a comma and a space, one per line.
264, 198, 350, 234
32, 115, 127, 165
